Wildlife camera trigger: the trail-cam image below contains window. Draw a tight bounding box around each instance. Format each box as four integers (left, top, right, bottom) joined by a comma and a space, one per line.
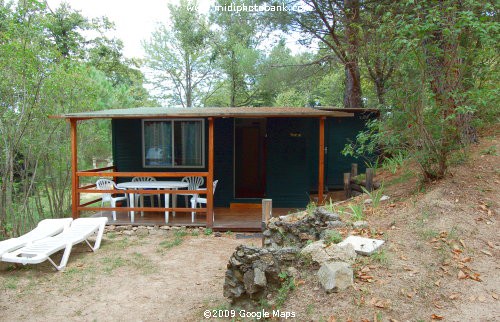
142, 119, 204, 168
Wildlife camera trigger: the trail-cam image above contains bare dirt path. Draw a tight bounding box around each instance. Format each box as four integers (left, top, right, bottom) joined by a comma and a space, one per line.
0, 231, 259, 322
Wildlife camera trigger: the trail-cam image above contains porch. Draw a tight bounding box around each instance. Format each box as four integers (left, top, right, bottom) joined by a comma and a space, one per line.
90, 207, 295, 232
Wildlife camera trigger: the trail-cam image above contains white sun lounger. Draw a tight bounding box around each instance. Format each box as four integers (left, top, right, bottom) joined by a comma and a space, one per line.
2, 217, 108, 271
0, 218, 73, 257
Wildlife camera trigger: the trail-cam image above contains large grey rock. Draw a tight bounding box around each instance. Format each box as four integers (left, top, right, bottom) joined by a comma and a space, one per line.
135, 227, 149, 237
353, 221, 369, 229
317, 262, 353, 293
300, 240, 356, 265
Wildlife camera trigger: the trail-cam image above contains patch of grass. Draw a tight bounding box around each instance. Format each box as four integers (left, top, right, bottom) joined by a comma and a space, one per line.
106, 232, 117, 239
306, 304, 315, 315
349, 204, 365, 221
190, 229, 199, 236
275, 272, 296, 308
382, 152, 406, 174
386, 169, 414, 186
323, 230, 343, 244
225, 230, 233, 236
371, 249, 389, 266
362, 183, 385, 208
421, 229, 439, 240
3, 276, 18, 290
159, 236, 183, 249
129, 252, 156, 274
174, 228, 188, 238
481, 145, 497, 155
101, 256, 126, 273
204, 228, 213, 236
306, 201, 317, 216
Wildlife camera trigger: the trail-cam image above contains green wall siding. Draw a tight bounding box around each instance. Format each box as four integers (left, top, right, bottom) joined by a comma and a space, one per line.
325, 114, 372, 188
112, 114, 374, 209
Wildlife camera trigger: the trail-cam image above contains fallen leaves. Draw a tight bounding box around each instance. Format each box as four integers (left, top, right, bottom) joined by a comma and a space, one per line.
431, 313, 444, 320
458, 270, 468, 279
449, 293, 460, 300
370, 297, 391, 309
480, 249, 493, 257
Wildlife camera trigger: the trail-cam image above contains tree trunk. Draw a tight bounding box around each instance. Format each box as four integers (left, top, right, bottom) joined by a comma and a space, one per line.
343, 0, 363, 108
344, 62, 363, 108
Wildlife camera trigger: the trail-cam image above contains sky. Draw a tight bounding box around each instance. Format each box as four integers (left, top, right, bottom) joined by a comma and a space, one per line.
45, 0, 212, 58
44, 0, 307, 59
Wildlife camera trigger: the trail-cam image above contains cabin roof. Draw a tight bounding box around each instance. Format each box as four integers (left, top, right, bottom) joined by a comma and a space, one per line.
51, 106, 361, 119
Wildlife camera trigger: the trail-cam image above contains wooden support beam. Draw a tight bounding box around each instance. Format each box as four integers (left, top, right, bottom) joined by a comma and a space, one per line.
207, 117, 214, 227
366, 168, 374, 192
318, 117, 326, 205
344, 173, 352, 198
70, 119, 79, 219
351, 163, 358, 177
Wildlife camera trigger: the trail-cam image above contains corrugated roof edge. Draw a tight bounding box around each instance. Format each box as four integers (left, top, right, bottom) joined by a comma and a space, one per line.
49, 106, 356, 119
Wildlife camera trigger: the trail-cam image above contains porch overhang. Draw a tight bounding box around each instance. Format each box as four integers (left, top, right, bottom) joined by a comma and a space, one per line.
50, 106, 354, 120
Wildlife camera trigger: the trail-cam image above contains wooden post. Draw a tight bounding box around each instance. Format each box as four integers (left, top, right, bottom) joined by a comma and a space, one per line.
70, 119, 79, 219
207, 117, 214, 228
344, 173, 352, 199
366, 168, 374, 192
351, 163, 358, 177
261, 199, 272, 246
318, 117, 325, 204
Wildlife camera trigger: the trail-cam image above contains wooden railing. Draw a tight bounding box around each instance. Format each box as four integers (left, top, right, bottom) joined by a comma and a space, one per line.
74, 166, 211, 224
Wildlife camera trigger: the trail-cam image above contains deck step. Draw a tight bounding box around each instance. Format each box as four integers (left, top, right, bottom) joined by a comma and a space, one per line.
230, 203, 262, 210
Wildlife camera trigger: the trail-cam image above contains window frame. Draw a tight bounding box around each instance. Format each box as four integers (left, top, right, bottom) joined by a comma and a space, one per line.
142, 118, 205, 169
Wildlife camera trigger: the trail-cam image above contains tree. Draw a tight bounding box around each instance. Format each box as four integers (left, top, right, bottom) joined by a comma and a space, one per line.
267, 0, 364, 108
210, 0, 263, 107
143, 0, 215, 107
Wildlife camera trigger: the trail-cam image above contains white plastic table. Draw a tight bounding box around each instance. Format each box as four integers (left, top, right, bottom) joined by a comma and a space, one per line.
117, 181, 189, 223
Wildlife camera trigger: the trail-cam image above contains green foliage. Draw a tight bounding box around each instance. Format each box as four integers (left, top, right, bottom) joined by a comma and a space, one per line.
323, 230, 343, 244
349, 204, 365, 221
361, 184, 385, 208
275, 272, 295, 308
305, 201, 317, 216
382, 152, 407, 174
204, 228, 213, 236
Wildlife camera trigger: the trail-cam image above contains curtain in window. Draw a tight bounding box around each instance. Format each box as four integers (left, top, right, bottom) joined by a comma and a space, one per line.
144, 121, 172, 166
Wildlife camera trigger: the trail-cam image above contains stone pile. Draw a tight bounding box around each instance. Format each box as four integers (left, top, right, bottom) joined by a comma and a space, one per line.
262, 207, 345, 248
223, 245, 299, 304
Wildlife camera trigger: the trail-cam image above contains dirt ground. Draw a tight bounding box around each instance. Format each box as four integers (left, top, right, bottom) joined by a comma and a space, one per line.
0, 231, 261, 322
282, 133, 499, 321
1, 133, 498, 322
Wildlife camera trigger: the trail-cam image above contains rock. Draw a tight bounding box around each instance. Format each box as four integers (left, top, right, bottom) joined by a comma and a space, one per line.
132, 227, 138, 231
223, 245, 299, 305
262, 207, 344, 248
107, 225, 116, 231
253, 267, 267, 287
380, 195, 390, 201
287, 267, 299, 278
147, 226, 154, 230
115, 226, 128, 232
364, 198, 373, 204
123, 230, 134, 236
353, 221, 369, 229
160, 225, 171, 230
214, 232, 222, 237
317, 262, 353, 293
136, 228, 149, 237
326, 221, 346, 228
301, 241, 356, 265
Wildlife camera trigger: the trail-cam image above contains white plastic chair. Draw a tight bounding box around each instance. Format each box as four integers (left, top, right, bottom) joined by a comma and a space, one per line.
178, 176, 204, 212
0, 218, 73, 257
132, 176, 159, 216
2, 217, 108, 271
190, 180, 218, 223
96, 179, 127, 221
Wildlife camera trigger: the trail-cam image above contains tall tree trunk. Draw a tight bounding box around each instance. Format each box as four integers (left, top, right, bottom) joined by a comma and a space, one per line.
344, 63, 363, 108
344, 0, 363, 108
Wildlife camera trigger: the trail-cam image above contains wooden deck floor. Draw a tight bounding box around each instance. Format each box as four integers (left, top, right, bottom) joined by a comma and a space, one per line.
90, 207, 296, 231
